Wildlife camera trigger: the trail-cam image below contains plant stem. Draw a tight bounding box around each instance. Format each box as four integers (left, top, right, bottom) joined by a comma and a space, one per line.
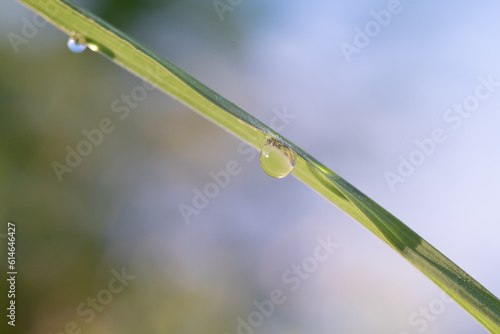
17, 0, 500, 331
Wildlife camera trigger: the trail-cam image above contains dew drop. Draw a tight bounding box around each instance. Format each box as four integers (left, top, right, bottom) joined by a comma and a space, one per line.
87, 43, 99, 52
67, 35, 87, 53
260, 138, 296, 178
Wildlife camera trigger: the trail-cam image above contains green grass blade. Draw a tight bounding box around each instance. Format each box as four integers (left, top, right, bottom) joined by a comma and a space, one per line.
18, 0, 500, 331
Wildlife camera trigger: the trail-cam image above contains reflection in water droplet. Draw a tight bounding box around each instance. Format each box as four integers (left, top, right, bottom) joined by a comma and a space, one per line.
260, 138, 296, 178
67, 35, 87, 53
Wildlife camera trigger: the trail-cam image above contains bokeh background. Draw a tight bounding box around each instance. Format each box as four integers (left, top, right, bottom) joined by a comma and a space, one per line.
1, 0, 500, 333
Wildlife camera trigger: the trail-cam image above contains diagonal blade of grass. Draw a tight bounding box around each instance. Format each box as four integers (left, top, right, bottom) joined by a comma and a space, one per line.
18, 0, 500, 331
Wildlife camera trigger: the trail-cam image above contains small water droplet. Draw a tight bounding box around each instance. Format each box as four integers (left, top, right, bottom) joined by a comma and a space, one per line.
87, 43, 99, 52
67, 35, 87, 53
260, 138, 295, 178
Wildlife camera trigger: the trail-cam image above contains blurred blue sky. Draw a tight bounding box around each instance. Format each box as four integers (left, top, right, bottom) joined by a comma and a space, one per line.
2, 0, 500, 333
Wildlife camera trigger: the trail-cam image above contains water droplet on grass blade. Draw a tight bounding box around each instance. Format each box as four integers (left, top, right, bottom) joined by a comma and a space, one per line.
260, 138, 295, 178
67, 35, 87, 53
87, 43, 99, 52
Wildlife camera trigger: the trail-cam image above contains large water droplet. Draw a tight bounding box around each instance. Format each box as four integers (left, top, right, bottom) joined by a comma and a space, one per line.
260, 138, 295, 178
67, 35, 87, 53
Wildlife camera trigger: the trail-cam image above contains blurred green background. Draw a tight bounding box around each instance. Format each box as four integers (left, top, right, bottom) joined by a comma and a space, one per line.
1, 0, 500, 333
